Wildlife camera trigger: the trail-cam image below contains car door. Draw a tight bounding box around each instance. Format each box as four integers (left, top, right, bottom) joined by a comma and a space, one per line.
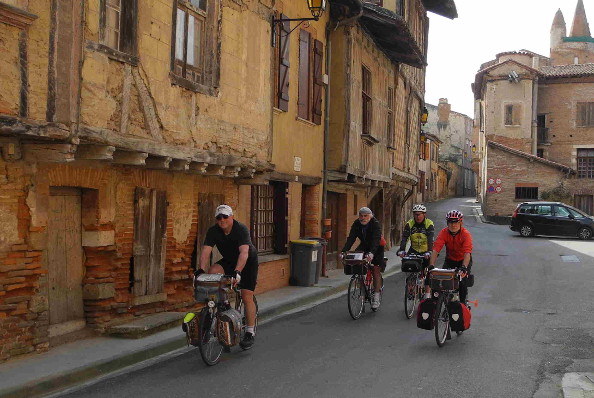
550, 205, 578, 236
532, 204, 553, 235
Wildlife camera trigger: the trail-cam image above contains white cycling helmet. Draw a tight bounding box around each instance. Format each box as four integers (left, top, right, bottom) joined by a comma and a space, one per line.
412, 204, 427, 213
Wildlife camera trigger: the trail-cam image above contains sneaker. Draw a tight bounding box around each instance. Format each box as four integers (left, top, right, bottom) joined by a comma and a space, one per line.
240, 332, 255, 350
371, 296, 380, 310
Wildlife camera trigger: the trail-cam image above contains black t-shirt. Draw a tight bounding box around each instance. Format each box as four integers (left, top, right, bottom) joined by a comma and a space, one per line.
203, 220, 257, 264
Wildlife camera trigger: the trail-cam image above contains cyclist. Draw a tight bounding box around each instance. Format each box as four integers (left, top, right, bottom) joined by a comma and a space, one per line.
195, 204, 258, 349
397, 204, 434, 298
341, 207, 384, 309
428, 210, 473, 303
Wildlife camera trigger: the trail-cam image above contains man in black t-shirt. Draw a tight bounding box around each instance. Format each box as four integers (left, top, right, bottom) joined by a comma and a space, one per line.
196, 204, 259, 349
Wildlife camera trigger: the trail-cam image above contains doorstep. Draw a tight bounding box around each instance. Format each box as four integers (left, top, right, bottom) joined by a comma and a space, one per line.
107, 312, 186, 339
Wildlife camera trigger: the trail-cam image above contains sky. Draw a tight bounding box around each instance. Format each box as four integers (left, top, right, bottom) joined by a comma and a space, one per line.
424, 0, 592, 118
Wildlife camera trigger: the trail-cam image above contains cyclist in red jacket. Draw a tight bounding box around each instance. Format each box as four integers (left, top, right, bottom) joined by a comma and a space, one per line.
428, 210, 473, 303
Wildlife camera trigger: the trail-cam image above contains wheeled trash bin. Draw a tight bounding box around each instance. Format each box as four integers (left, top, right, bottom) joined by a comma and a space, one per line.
290, 240, 321, 286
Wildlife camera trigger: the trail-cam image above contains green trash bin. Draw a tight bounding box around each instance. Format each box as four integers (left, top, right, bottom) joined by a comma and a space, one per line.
290, 240, 321, 286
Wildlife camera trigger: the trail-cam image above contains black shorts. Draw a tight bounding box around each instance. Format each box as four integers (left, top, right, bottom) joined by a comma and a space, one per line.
216, 256, 259, 291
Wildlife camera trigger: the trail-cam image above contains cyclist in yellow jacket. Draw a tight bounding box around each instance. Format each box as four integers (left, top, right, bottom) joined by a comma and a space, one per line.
398, 204, 434, 298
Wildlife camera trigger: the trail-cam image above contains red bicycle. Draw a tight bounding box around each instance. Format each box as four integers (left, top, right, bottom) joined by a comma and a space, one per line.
343, 252, 384, 320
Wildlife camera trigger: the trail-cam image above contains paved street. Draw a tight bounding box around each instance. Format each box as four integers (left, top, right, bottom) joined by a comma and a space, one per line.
57, 197, 594, 398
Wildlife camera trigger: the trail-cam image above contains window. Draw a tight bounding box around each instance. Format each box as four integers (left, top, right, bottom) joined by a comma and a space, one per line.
419, 140, 429, 160
362, 66, 372, 136
387, 87, 395, 146
554, 206, 571, 217
577, 149, 594, 178
515, 186, 538, 200
575, 194, 593, 215
504, 104, 521, 126
101, 0, 137, 54
537, 148, 544, 158
396, 0, 406, 17
518, 204, 533, 214
172, 0, 220, 92
577, 102, 594, 127
250, 182, 288, 254
133, 187, 166, 297
534, 204, 551, 215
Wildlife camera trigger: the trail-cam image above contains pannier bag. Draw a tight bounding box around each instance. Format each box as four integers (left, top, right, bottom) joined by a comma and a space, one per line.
429, 269, 459, 291
217, 308, 242, 347
194, 273, 228, 303
416, 298, 436, 330
182, 312, 200, 346
448, 301, 471, 331
401, 258, 422, 273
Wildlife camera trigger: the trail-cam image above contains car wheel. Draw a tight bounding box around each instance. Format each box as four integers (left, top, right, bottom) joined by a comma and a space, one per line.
577, 227, 593, 240
519, 224, 534, 237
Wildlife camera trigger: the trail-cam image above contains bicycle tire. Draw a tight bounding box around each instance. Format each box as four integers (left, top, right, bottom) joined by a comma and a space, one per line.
237, 295, 259, 351
347, 275, 364, 320
371, 273, 383, 312
434, 295, 449, 347
198, 308, 223, 366
404, 273, 418, 319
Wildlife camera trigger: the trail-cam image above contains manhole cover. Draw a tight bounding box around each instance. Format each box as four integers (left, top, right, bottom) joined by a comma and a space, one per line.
561, 255, 580, 262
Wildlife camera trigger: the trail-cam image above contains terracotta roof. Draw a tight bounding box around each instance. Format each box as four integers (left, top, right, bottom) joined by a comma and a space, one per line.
487, 141, 575, 174
540, 63, 594, 77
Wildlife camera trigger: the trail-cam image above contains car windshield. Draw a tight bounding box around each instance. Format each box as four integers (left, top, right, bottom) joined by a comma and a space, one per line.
565, 205, 588, 218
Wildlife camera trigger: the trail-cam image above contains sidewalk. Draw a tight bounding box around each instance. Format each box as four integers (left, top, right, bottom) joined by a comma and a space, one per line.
0, 250, 401, 398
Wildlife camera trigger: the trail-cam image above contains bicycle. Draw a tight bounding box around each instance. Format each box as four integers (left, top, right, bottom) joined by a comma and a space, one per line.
401, 253, 427, 319
343, 252, 384, 320
427, 268, 465, 347
183, 273, 259, 366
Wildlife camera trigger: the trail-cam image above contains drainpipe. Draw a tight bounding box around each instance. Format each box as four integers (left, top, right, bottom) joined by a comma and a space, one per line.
531, 77, 538, 156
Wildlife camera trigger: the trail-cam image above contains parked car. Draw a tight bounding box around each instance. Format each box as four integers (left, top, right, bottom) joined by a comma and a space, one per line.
510, 201, 594, 240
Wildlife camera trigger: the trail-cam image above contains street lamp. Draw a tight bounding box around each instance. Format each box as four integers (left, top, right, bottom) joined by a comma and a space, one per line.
472, 144, 477, 153
272, 0, 327, 46
421, 107, 429, 124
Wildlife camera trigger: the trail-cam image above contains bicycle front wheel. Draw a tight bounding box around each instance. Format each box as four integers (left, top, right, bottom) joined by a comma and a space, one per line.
347, 275, 364, 320
434, 295, 450, 347
404, 273, 418, 319
198, 308, 223, 366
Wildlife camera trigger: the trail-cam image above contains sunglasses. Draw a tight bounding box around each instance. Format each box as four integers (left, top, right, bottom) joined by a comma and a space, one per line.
413, 212, 424, 216
215, 214, 229, 220
447, 219, 460, 224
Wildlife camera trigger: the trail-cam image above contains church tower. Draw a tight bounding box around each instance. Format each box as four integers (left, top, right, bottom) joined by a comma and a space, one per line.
550, 0, 594, 66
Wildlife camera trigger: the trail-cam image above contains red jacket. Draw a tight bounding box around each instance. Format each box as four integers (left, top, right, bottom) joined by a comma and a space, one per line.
433, 227, 473, 262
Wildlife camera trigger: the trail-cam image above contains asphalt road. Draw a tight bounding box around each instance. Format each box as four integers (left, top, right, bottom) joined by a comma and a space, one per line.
58, 197, 594, 398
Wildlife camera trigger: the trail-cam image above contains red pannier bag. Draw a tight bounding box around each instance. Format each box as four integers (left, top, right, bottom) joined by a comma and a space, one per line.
449, 301, 471, 331
416, 298, 436, 330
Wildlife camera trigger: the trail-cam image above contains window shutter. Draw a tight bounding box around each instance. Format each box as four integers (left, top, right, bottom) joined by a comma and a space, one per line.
577, 103, 586, 127
133, 187, 151, 296
278, 16, 290, 112
120, 0, 138, 54
272, 182, 288, 254
148, 190, 167, 295
312, 39, 324, 125
298, 29, 310, 120
512, 104, 521, 125
504, 105, 513, 125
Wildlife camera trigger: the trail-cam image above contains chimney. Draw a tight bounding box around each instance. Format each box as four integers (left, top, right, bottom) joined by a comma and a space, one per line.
438, 98, 451, 124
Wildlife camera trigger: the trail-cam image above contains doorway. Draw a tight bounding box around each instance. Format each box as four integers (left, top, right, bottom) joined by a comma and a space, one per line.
48, 187, 85, 337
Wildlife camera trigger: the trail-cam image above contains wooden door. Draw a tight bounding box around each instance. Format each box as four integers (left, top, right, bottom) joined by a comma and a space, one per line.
133, 187, 167, 297
48, 187, 84, 336
196, 193, 224, 267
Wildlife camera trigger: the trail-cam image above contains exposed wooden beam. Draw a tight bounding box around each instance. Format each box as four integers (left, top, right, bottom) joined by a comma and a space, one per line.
23, 143, 76, 163
76, 144, 115, 160
113, 150, 147, 166
238, 168, 256, 179
189, 162, 208, 174
223, 166, 241, 178
204, 164, 225, 176
170, 159, 190, 171
145, 156, 172, 169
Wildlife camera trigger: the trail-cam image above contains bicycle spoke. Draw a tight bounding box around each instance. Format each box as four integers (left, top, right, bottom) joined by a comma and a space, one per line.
404, 273, 417, 319
348, 276, 365, 320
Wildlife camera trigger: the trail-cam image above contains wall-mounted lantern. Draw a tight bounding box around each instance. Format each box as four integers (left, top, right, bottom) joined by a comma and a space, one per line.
421, 106, 429, 124
420, 131, 426, 143
272, 0, 327, 46
472, 144, 477, 153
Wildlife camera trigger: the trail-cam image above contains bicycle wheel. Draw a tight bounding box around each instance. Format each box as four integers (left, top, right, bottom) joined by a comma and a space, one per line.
371, 273, 383, 312
347, 275, 364, 320
404, 273, 418, 319
198, 308, 223, 366
238, 295, 259, 351
434, 295, 450, 347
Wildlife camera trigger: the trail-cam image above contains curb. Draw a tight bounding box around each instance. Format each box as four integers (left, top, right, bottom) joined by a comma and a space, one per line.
0, 266, 401, 398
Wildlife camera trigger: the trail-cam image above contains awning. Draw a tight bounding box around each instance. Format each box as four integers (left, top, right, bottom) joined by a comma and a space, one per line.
422, 0, 458, 19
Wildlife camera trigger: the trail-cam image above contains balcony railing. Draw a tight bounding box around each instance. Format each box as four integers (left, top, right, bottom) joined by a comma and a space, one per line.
537, 127, 549, 144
